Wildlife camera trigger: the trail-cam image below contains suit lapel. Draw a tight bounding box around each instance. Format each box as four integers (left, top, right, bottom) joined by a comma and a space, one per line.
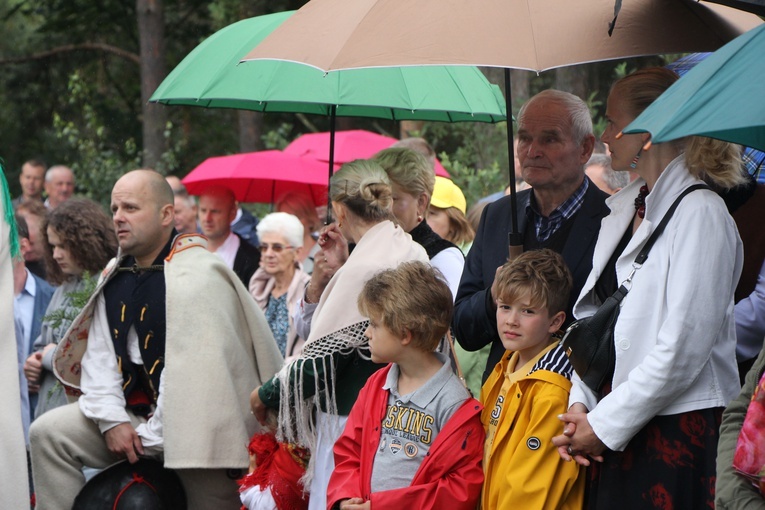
561, 182, 608, 277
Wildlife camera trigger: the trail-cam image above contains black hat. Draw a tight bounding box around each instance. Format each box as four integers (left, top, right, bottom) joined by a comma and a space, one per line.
72, 458, 187, 509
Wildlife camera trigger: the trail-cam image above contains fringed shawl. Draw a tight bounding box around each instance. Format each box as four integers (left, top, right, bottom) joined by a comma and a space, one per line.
274, 221, 428, 480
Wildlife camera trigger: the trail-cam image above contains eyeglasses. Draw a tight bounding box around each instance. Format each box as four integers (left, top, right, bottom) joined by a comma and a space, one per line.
259, 243, 293, 253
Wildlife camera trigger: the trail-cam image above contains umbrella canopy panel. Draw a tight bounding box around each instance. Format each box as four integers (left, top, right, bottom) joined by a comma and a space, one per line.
284, 130, 451, 177
182, 150, 329, 206
665, 52, 765, 182
705, 0, 765, 16
244, 0, 761, 72
625, 24, 765, 153
151, 11, 506, 123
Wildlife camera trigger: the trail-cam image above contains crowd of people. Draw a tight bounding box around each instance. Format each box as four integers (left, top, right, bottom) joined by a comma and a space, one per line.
4, 65, 765, 510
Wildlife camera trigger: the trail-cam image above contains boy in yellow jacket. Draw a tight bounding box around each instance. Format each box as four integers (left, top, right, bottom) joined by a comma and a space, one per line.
481, 249, 584, 509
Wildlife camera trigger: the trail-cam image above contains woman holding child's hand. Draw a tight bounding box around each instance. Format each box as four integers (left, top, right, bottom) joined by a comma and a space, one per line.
553, 67, 743, 510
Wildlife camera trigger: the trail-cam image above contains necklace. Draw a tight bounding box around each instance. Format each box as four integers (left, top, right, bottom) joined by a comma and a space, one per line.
634, 184, 650, 219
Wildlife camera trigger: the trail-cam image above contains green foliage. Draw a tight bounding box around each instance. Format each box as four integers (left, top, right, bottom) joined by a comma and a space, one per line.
420, 121, 512, 209
261, 122, 295, 150
440, 154, 506, 210
42, 271, 98, 331
53, 73, 142, 206
53, 72, 186, 205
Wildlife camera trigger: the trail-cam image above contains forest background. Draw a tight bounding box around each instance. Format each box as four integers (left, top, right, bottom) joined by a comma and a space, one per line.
0, 0, 670, 211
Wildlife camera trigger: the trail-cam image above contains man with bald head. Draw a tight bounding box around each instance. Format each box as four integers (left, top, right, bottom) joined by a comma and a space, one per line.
198, 186, 260, 286
43, 165, 75, 209
29, 170, 282, 510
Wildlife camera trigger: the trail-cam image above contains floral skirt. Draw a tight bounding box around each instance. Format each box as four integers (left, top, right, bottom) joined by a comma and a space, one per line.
586, 408, 723, 510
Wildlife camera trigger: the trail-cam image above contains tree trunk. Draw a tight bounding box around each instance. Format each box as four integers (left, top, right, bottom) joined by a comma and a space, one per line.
510, 69, 531, 113
554, 65, 588, 101
137, 0, 168, 169
238, 111, 263, 153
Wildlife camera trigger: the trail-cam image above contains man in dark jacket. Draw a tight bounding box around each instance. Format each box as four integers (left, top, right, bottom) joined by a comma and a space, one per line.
454, 90, 610, 383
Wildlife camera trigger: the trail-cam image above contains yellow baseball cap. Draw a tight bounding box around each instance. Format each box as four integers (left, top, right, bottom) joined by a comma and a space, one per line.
430, 176, 467, 214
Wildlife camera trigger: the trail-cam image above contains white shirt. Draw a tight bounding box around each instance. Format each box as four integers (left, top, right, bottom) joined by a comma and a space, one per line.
430, 246, 465, 300
79, 294, 165, 449
13, 269, 36, 358
213, 232, 240, 269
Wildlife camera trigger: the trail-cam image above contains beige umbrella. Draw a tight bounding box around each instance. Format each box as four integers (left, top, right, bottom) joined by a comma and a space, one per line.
244, 0, 760, 255
244, 0, 761, 72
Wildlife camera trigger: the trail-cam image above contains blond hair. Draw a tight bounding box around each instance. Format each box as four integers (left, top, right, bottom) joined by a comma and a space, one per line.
431, 205, 475, 246
613, 67, 746, 190
329, 159, 394, 222
495, 249, 572, 315
358, 261, 453, 351
373, 147, 435, 197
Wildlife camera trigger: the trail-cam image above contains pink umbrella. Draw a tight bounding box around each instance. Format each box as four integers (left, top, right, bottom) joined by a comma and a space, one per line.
182, 150, 328, 206
284, 129, 450, 177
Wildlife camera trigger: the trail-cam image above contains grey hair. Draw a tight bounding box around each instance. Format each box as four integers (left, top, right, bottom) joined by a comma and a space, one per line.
519, 90, 593, 144
173, 187, 196, 208
46, 165, 73, 182
586, 154, 630, 191
256, 212, 305, 248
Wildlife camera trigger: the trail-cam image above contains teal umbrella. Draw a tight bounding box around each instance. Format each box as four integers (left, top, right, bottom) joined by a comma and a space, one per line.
624, 24, 765, 152
150, 11, 505, 123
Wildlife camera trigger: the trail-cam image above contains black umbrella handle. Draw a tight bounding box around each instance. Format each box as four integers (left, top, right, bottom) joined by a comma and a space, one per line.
326, 104, 337, 225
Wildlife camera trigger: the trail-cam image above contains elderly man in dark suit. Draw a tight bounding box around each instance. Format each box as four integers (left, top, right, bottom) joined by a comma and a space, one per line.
454, 90, 611, 383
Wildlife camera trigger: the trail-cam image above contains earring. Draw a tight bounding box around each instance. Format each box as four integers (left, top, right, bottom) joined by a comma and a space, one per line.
417, 214, 423, 223
630, 147, 644, 169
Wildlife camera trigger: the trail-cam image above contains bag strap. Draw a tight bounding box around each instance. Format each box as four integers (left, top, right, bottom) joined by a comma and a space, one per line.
634, 184, 710, 265
613, 184, 709, 298
445, 330, 469, 390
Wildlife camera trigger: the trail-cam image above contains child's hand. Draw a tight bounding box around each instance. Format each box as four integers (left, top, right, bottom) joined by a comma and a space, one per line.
340, 498, 370, 510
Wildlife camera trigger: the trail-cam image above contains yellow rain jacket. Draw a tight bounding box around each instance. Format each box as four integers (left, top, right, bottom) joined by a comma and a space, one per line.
480, 342, 584, 510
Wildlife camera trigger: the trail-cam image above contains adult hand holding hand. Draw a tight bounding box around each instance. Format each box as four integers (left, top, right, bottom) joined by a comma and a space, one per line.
104, 423, 144, 464
552, 403, 605, 466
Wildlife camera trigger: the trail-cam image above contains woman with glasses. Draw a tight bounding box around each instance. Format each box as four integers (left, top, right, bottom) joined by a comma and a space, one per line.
249, 212, 310, 361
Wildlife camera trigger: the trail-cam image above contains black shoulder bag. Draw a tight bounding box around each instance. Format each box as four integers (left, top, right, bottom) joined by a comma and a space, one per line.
562, 184, 709, 394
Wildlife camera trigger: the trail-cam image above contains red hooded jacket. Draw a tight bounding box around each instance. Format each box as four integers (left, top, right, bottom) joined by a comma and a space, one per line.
327, 364, 485, 510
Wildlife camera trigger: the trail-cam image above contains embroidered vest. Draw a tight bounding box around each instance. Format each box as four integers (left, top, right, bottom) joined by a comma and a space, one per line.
102, 242, 171, 409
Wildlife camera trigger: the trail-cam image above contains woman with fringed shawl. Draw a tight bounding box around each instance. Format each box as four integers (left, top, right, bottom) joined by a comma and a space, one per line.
249, 159, 428, 510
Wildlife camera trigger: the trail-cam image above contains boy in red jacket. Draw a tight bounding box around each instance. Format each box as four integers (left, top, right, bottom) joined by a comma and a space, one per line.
327, 261, 484, 510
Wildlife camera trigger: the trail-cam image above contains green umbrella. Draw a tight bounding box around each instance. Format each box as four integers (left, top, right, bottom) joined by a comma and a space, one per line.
150, 11, 506, 123
151, 10, 505, 220
624, 24, 765, 152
